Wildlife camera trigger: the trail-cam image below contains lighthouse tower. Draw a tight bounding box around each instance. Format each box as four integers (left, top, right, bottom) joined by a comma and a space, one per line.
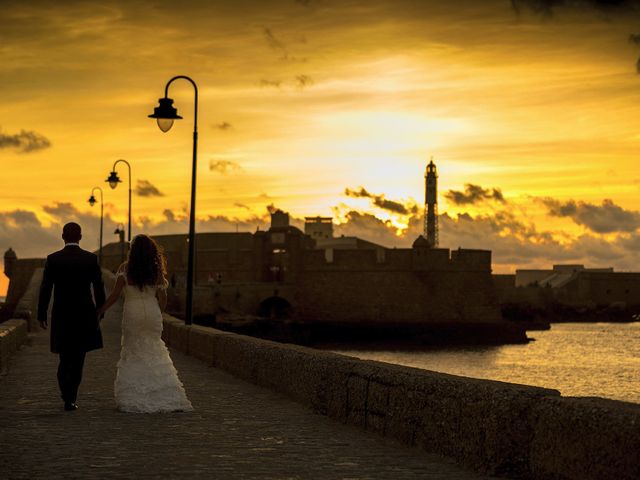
424, 158, 438, 247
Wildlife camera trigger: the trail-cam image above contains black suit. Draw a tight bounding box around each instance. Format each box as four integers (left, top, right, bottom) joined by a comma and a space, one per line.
37, 244, 105, 404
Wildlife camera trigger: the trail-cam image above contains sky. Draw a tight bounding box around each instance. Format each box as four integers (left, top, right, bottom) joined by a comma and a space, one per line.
3, 0, 640, 295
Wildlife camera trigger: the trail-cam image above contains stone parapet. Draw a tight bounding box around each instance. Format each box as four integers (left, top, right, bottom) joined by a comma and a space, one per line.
161, 314, 640, 479
0, 319, 28, 374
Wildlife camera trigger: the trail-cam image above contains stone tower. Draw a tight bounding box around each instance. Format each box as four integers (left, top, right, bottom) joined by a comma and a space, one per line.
424, 158, 438, 247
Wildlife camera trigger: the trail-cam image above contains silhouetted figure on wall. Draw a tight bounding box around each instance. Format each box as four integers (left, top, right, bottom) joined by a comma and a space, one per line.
37, 222, 105, 411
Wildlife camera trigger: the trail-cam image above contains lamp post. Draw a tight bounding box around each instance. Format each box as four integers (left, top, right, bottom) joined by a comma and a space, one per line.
148, 75, 198, 326
114, 223, 126, 264
88, 187, 104, 267
105, 159, 132, 242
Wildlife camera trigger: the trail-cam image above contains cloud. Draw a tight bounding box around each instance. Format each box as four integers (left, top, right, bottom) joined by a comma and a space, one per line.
513, 1, 640, 71
511, 0, 640, 16
162, 209, 176, 222
540, 198, 640, 233
0, 129, 51, 153
261, 26, 307, 62
259, 79, 282, 88
3, 197, 640, 278
263, 27, 286, 51
344, 187, 418, 215
215, 122, 233, 131
209, 159, 243, 174
135, 179, 164, 197
445, 184, 506, 206
295, 74, 314, 89
234, 202, 250, 210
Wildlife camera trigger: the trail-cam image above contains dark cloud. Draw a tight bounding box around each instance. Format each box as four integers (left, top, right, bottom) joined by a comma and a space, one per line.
163, 209, 176, 222
263, 27, 286, 51
344, 187, 418, 215
215, 122, 233, 131
541, 197, 640, 233
513, 1, 640, 71
330, 203, 640, 270
629, 34, 640, 72
209, 159, 243, 174
0, 129, 51, 153
512, 0, 640, 16
295, 74, 314, 89
261, 26, 307, 62
135, 180, 164, 197
444, 184, 505, 205
4, 198, 640, 276
259, 79, 282, 88
234, 202, 250, 210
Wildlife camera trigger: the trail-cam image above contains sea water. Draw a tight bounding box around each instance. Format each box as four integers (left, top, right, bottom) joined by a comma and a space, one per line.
335, 322, 640, 404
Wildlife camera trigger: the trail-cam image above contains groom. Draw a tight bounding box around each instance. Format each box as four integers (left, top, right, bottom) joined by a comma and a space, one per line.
37, 222, 105, 411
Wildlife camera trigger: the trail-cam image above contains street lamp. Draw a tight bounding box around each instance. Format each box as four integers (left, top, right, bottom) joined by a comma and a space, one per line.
88, 187, 104, 267
114, 223, 126, 264
105, 159, 132, 242
148, 75, 198, 326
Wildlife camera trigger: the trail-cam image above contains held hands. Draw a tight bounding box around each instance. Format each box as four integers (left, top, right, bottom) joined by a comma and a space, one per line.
39, 318, 48, 330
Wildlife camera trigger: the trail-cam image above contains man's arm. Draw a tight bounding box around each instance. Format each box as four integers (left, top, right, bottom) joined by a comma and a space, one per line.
91, 257, 106, 313
37, 258, 53, 329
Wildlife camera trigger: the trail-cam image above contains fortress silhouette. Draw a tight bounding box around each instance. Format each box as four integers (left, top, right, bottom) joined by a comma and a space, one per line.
3, 160, 527, 344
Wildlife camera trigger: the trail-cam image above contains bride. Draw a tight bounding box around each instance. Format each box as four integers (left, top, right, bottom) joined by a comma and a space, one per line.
99, 234, 193, 413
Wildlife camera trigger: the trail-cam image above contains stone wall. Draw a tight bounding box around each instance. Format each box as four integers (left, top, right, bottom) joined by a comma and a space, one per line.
162, 314, 640, 480
4, 258, 46, 314
0, 319, 28, 374
295, 269, 501, 324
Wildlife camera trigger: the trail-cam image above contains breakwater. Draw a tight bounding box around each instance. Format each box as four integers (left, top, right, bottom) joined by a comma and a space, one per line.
162, 314, 640, 480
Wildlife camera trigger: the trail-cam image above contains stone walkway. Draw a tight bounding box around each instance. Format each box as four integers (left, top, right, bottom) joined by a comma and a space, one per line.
0, 301, 497, 479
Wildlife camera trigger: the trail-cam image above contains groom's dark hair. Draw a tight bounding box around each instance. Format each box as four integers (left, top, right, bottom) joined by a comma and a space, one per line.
62, 222, 82, 243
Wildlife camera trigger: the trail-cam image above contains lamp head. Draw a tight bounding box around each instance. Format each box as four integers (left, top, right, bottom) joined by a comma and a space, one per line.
106, 171, 121, 189
148, 97, 182, 132
88, 195, 97, 206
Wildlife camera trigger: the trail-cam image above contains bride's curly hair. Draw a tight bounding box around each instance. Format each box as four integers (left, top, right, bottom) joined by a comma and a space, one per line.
126, 234, 167, 290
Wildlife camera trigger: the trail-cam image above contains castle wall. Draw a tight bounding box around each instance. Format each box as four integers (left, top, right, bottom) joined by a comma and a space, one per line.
293, 269, 501, 324
562, 272, 640, 306
292, 247, 501, 325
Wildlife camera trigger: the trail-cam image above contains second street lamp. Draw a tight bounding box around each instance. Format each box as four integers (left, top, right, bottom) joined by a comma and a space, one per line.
106, 159, 132, 242
149, 75, 198, 326
88, 187, 104, 267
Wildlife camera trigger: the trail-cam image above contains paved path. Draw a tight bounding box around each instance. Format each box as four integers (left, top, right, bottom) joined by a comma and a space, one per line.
0, 301, 496, 479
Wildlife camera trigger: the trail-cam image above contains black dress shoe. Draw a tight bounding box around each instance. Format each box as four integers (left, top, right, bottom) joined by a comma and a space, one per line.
64, 403, 78, 411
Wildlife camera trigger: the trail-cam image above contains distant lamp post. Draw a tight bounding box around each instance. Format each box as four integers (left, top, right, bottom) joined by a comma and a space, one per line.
114, 223, 126, 264
88, 187, 104, 267
148, 75, 198, 326
105, 159, 132, 242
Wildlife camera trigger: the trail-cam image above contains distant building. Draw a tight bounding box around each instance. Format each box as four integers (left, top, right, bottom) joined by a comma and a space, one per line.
304, 216, 333, 240
508, 264, 640, 307
515, 265, 614, 288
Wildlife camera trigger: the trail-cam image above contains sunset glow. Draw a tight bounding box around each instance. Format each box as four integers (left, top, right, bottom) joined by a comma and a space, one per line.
3, 0, 640, 295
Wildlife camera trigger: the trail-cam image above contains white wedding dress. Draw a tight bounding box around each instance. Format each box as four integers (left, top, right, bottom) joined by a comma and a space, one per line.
114, 272, 193, 413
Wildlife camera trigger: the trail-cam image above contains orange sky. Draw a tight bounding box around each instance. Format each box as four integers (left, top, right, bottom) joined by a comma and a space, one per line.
2, 0, 640, 295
